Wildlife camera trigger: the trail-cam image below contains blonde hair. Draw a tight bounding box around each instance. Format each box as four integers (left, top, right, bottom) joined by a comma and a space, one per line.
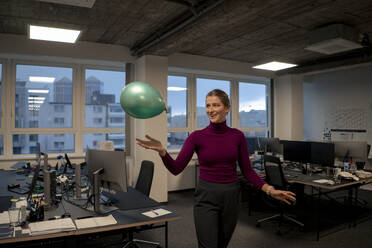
206, 89, 230, 108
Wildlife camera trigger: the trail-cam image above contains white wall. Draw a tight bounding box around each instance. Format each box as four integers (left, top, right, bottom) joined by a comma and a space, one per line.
274, 74, 303, 140
303, 63, 372, 169
134, 55, 169, 202
303, 63, 372, 141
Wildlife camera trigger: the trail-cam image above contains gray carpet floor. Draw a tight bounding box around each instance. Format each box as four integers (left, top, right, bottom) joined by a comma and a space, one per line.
132, 188, 372, 248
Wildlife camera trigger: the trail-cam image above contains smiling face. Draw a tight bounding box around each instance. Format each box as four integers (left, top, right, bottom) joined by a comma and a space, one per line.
206, 96, 230, 123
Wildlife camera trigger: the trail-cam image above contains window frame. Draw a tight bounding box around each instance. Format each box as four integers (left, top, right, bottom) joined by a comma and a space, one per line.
81, 65, 126, 152
0, 58, 126, 159
167, 70, 271, 152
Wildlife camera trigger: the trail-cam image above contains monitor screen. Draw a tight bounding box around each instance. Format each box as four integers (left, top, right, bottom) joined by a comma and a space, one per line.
246, 137, 259, 155
310, 142, 335, 167
333, 141, 367, 162
86, 148, 127, 192
282, 140, 311, 163
267, 138, 283, 155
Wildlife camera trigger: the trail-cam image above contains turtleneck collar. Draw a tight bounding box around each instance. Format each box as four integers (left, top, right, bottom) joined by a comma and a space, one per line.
207, 120, 229, 134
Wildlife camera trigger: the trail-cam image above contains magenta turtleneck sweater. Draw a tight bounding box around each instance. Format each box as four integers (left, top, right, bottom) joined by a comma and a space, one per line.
161, 121, 266, 189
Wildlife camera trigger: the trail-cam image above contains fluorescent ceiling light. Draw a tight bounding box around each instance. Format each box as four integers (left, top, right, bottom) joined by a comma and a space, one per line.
167, 87, 187, 91
28, 89, 49, 94
29, 25, 81, 43
253, 61, 297, 71
28, 97, 46, 100
28, 100, 44, 104
29, 76, 55, 83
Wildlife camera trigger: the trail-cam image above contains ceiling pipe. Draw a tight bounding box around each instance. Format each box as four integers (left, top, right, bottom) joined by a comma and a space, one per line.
130, 0, 225, 57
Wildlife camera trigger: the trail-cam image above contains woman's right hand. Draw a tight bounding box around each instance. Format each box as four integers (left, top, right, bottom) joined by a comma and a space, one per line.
136, 135, 166, 156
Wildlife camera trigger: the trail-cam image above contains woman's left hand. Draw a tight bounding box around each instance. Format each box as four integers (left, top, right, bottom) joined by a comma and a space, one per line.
270, 190, 296, 205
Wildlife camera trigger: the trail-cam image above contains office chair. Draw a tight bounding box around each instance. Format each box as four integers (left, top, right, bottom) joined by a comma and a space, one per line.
256, 155, 304, 234
123, 160, 160, 248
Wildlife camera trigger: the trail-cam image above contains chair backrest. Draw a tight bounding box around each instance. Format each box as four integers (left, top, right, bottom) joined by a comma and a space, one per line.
264, 155, 287, 189
135, 160, 154, 196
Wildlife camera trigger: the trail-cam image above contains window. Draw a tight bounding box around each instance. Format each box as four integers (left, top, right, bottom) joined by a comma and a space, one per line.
110, 117, 124, 124
196, 78, 231, 127
85, 69, 125, 128
167, 76, 188, 127
239, 82, 267, 127
168, 132, 188, 149
110, 105, 123, 113
29, 121, 38, 128
93, 118, 103, 124
54, 117, 65, 125
1, 60, 127, 158
54, 141, 64, 149
29, 134, 38, 142
15, 64, 73, 128
12, 134, 74, 154
83, 133, 125, 151
29, 146, 37, 154
167, 72, 271, 150
93, 105, 103, 113
54, 104, 64, 112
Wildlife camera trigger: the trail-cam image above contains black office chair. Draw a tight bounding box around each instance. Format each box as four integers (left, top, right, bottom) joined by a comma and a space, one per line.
256, 155, 304, 234
123, 160, 160, 248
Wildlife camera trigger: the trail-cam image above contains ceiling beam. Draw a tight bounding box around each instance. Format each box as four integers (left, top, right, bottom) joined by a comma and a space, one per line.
130, 0, 225, 57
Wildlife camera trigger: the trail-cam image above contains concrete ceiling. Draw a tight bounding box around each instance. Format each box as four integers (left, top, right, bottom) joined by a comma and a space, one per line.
1, 0, 372, 73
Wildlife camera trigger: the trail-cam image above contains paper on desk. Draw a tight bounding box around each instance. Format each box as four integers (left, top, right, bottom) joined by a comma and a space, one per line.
0, 211, 10, 224
75, 214, 117, 229
142, 208, 171, 218
313, 179, 335, 185
29, 217, 76, 235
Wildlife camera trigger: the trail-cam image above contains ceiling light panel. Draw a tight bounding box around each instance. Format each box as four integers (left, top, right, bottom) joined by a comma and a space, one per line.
253, 61, 297, 71
36, 0, 96, 8
29, 25, 81, 43
29, 76, 55, 83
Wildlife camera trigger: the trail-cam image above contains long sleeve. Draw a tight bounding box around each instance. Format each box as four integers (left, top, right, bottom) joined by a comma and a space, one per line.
161, 133, 196, 175
238, 133, 266, 189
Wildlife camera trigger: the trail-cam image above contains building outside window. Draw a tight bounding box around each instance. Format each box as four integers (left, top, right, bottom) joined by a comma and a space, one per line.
14, 64, 74, 154
84, 69, 126, 151
54, 104, 64, 112
167, 75, 189, 149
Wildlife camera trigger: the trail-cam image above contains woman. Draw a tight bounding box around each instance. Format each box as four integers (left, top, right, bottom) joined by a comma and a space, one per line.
136, 89, 296, 248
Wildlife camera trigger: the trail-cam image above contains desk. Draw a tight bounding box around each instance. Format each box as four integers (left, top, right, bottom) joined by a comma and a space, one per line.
0, 169, 180, 248
285, 169, 372, 241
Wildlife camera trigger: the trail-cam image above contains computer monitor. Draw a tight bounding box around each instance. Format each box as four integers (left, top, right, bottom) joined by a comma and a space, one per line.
282, 140, 311, 164
333, 141, 367, 163
246, 137, 260, 155
310, 142, 335, 167
27, 164, 41, 199
86, 148, 127, 193
267, 138, 283, 155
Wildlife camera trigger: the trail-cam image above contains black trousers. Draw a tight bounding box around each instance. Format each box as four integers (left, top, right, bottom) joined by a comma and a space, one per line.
194, 179, 241, 248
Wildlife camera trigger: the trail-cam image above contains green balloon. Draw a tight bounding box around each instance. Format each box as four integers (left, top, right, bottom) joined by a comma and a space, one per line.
120, 81, 166, 119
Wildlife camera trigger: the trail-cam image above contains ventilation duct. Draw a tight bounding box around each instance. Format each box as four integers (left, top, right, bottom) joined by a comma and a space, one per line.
305, 24, 362, 54
36, 0, 96, 8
